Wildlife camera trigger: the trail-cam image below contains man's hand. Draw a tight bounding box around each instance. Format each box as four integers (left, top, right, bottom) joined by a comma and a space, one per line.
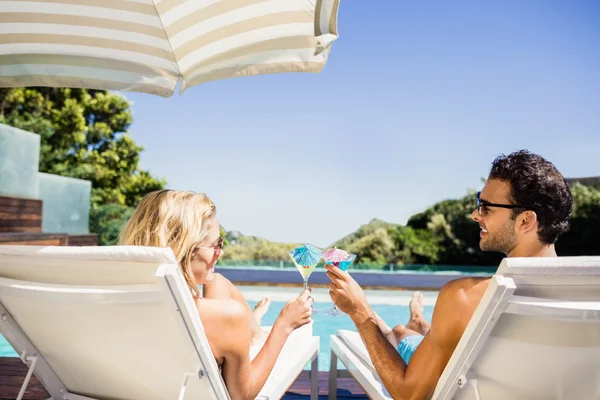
325, 264, 372, 324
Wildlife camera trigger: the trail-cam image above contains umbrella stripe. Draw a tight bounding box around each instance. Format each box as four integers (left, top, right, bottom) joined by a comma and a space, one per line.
172, 12, 313, 59
0, 54, 178, 77
0, 34, 175, 61
0, 13, 166, 38
4, 0, 159, 15
315, 0, 339, 37
185, 46, 324, 76
0, 24, 171, 51
182, 60, 324, 91
163, 0, 312, 36
0, 64, 175, 89
160, 0, 268, 28
0, 74, 175, 97
169, 3, 312, 49
0, 0, 340, 96
0, 2, 162, 27
183, 48, 325, 89
154, 0, 187, 15
179, 27, 314, 72
0, 43, 179, 72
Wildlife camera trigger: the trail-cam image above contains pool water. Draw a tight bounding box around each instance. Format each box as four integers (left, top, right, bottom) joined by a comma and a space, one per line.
0, 287, 436, 372
247, 299, 434, 371
0, 336, 13, 358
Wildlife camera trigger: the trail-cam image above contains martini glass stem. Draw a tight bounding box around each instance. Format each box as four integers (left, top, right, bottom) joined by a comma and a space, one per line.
303, 278, 308, 290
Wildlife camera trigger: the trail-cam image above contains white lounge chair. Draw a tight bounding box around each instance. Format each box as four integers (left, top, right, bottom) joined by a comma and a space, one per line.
0, 245, 319, 400
329, 256, 600, 400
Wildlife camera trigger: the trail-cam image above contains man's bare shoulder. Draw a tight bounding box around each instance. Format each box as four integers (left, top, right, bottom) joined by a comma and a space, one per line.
440, 276, 491, 301
429, 277, 491, 347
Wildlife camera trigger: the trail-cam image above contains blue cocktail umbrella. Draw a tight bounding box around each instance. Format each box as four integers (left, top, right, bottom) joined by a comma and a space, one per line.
292, 244, 323, 266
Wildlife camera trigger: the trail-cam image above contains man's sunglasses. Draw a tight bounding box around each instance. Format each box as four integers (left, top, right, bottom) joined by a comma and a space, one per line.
476, 191, 524, 216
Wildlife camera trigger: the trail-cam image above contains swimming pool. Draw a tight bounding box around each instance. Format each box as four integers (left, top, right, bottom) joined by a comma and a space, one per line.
243, 286, 436, 371
0, 286, 437, 371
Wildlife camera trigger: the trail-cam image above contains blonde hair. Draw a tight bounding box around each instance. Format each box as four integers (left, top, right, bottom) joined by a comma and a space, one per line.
118, 190, 216, 299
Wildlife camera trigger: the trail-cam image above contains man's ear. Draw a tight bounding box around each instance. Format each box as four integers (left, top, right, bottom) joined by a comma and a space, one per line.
518, 210, 538, 233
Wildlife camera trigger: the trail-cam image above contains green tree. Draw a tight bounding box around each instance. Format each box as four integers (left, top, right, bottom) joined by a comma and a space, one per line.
0, 87, 165, 244
556, 183, 600, 256
221, 234, 299, 261
89, 204, 133, 246
389, 226, 441, 265
345, 228, 395, 264
407, 191, 503, 266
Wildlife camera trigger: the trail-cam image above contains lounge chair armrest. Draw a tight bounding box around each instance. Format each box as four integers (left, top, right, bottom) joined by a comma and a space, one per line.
506, 296, 600, 322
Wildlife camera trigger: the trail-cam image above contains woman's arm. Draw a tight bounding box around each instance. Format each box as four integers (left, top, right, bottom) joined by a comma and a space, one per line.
201, 293, 312, 400
246, 289, 312, 396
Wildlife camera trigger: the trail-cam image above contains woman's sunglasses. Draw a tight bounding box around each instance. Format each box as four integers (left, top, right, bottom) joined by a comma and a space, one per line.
197, 236, 224, 256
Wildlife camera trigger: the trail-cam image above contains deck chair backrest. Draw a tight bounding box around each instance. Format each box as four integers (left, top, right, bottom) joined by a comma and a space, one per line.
0, 246, 229, 400
497, 256, 600, 299
432, 256, 600, 400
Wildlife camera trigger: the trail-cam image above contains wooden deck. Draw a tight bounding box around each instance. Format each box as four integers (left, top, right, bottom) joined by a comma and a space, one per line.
0, 358, 368, 399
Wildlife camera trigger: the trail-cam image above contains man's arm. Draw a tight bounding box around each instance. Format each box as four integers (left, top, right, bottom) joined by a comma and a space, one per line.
351, 284, 463, 400
327, 266, 479, 400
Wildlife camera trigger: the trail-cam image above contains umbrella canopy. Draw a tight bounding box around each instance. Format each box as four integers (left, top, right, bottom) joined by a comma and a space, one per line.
291, 244, 322, 266
323, 246, 348, 262
0, 0, 340, 97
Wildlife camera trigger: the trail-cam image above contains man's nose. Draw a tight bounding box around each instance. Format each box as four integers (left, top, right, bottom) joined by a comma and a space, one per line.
471, 208, 480, 222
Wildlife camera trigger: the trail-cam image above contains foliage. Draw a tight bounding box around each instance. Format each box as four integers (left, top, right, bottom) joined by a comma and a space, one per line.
0, 87, 165, 208
0, 87, 165, 244
331, 219, 442, 266
221, 231, 299, 261
221, 182, 600, 268
556, 183, 600, 256
389, 226, 441, 264
89, 203, 133, 246
407, 191, 503, 266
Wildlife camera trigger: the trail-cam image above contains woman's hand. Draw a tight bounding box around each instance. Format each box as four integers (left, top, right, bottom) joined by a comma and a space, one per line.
274, 289, 314, 335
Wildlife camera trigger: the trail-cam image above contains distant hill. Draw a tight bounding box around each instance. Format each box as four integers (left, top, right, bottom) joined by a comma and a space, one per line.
221, 178, 600, 265
331, 218, 400, 249
221, 229, 300, 261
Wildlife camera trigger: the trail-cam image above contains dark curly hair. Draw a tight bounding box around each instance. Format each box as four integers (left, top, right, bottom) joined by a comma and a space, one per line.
489, 150, 573, 244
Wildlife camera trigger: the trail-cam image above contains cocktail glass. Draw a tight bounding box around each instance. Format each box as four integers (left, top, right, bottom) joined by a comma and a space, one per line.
288, 244, 322, 314
325, 253, 356, 316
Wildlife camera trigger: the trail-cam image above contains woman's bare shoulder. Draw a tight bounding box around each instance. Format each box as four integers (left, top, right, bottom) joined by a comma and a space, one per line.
197, 298, 251, 360
197, 298, 247, 322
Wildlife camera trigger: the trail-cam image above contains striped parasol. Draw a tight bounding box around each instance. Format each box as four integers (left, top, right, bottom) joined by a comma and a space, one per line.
292, 244, 322, 266
0, 0, 340, 97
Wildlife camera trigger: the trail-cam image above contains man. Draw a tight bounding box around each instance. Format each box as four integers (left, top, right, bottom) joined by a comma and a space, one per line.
326, 150, 573, 400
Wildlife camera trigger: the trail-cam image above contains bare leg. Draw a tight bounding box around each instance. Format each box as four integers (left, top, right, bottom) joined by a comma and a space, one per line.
372, 310, 393, 337
405, 291, 430, 336
203, 273, 269, 344
370, 291, 430, 338
386, 324, 423, 349
369, 308, 423, 349
253, 296, 271, 324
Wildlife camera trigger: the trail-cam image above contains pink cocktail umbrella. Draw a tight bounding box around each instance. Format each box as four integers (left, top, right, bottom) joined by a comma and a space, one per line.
323, 247, 349, 264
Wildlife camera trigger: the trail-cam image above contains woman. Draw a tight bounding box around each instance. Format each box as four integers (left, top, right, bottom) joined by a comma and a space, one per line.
118, 189, 313, 400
